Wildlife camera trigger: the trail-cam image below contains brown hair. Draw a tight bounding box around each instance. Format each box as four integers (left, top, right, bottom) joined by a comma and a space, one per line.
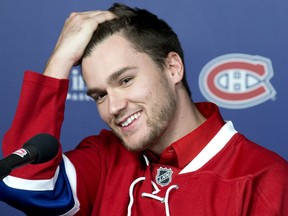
83, 3, 191, 97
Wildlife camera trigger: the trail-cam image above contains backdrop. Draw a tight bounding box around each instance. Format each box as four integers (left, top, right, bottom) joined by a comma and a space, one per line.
1, 0, 287, 215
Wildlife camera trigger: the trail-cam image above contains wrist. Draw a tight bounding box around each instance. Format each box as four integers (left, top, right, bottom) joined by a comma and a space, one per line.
44, 54, 74, 79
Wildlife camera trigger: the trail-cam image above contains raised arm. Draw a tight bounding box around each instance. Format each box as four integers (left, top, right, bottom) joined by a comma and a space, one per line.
0, 10, 115, 216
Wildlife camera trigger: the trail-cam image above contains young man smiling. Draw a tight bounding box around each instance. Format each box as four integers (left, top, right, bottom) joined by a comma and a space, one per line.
82, 34, 205, 153
1, 3, 288, 216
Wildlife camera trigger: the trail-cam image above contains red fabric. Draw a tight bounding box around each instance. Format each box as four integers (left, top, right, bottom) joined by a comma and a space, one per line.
2, 71, 68, 179
3, 71, 288, 215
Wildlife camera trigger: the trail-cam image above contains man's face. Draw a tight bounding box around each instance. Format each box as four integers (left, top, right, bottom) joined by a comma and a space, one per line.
82, 34, 177, 152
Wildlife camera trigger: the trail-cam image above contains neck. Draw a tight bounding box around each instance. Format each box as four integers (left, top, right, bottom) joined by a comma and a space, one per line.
149, 91, 206, 155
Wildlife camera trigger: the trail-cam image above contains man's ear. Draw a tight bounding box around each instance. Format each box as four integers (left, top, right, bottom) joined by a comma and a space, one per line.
165, 52, 184, 85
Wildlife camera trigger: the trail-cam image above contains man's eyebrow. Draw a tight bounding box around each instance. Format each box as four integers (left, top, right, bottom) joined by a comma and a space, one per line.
86, 66, 137, 96
107, 66, 137, 84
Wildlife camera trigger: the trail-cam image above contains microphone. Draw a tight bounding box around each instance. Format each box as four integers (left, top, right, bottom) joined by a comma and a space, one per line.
0, 133, 59, 180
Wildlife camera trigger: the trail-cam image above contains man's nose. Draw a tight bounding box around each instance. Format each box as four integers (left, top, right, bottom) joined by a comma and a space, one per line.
108, 91, 127, 115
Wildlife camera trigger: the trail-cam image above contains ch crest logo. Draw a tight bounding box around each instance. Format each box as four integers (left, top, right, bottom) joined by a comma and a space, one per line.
198, 54, 276, 109
156, 167, 173, 187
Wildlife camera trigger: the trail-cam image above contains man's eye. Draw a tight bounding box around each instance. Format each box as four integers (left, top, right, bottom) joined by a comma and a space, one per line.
120, 77, 133, 86
93, 93, 107, 103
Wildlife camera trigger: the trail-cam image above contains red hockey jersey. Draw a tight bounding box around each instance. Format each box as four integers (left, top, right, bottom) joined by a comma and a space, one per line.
1, 71, 287, 216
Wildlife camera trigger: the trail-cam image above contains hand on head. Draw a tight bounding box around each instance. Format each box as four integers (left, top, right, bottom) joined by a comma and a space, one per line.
44, 10, 115, 79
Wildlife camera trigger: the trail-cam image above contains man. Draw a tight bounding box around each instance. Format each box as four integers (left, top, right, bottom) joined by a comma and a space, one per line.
1, 3, 287, 216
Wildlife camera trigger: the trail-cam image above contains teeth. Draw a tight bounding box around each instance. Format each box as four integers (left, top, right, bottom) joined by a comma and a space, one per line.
121, 112, 141, 127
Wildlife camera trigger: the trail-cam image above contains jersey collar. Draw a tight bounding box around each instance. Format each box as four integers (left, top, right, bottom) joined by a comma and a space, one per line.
144, 102, 225, 168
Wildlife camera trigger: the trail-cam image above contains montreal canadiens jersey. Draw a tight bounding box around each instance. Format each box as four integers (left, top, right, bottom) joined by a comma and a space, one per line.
0, 71, 287, 216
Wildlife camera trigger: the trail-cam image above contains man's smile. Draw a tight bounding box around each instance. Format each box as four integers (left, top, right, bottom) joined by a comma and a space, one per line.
120, 112, 142, 127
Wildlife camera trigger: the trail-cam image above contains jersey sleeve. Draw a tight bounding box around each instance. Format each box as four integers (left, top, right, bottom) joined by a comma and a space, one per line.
2, 71, 68, 178
0, 71, 81, 215
253, 160, 288, 215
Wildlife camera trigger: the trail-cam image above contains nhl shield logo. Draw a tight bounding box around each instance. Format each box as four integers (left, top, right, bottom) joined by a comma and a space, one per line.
156, 167, 173, 187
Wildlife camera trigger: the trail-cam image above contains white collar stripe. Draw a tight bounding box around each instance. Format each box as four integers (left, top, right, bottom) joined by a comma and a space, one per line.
179, 121, 237, 174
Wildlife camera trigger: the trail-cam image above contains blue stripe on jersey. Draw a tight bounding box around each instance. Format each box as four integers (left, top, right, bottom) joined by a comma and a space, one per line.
0, 160, 76, 216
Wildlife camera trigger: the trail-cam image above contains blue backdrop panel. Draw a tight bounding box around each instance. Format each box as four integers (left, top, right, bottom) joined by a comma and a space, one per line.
0, 0, 287, 215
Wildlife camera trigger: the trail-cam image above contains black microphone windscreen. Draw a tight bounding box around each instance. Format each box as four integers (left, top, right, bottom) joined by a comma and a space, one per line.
23, 133, 59, 164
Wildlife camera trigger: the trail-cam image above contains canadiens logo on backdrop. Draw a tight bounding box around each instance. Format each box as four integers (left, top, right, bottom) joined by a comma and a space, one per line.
198, 54, 276, 109
67, 67, 92, 102
156, 167, 173, 187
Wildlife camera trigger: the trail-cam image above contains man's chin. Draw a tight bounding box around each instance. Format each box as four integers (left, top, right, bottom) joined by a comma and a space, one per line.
119, 138, 152, 152
112, 129, 151, 152
122, 142, 147, 152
